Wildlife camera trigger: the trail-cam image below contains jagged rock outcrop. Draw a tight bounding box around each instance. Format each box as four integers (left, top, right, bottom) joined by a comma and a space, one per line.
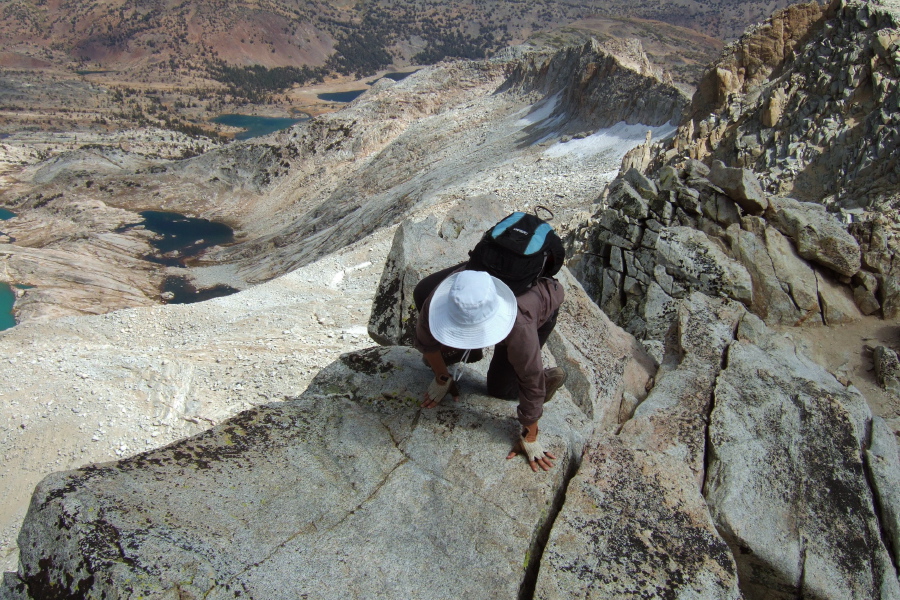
501, 38, 689, 132
537, 291, 900, 599
569, 158, 883, 342
670, 0, 900, 211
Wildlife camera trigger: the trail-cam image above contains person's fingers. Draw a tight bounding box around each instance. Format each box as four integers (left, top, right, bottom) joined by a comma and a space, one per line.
544, 451, 557, 461
537, 457, 554, 471
506, 450, 517, 460
529, 459, 539, 472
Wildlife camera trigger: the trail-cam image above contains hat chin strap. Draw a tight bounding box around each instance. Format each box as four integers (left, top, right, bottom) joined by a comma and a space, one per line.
452, 349, 473, 385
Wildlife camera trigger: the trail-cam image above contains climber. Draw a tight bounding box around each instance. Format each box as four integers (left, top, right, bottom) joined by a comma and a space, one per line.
414, 267, 567, 473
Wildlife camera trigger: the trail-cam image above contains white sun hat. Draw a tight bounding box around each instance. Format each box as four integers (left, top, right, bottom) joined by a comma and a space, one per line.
428, 270, 517, 350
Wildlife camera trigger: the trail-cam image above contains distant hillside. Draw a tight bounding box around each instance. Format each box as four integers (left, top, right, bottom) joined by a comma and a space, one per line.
0, 0, 799, 87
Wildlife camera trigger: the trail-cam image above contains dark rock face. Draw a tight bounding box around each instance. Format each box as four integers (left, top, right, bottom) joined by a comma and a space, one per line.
569, 157, 878, 341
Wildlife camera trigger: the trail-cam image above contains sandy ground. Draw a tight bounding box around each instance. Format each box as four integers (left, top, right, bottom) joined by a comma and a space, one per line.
779, 316, 900, 433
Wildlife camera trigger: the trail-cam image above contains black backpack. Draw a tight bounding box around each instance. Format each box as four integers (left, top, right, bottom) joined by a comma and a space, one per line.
467, 208, 565, 296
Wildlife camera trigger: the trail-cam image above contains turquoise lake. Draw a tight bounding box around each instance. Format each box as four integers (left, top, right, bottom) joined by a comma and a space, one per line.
1, 209, 16, 330
211, 114, 307, 140
1, 284, 17, 331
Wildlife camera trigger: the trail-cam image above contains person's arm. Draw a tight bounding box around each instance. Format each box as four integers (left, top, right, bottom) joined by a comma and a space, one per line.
507, 421, 556, 472
421, 350, 458, 407
504, 304, 555, 472
415, 296, 458, 407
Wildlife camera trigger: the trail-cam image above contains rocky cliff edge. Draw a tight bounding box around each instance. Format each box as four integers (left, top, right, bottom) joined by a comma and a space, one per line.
4, 208, 900, 600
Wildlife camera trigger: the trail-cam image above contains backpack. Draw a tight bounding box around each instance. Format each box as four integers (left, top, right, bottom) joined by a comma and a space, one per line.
467, 208, 565, 296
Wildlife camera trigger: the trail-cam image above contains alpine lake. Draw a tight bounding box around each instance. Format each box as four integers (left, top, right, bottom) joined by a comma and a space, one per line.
1, 209, 17, 331
122, 211, 240, 304
316, 70, 418, 103
1, 73, 418, 329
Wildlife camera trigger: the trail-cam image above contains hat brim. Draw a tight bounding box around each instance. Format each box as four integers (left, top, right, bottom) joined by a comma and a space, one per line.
428, 272, 517, 349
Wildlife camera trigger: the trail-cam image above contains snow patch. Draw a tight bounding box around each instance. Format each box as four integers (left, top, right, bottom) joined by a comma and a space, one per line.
516, 93, 562, 126
544, 122, 676, 160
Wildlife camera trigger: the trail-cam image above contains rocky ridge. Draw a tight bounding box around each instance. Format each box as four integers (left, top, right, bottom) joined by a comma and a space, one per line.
5, 207, 899, 599
668, 0, 900, 210
569, 0, 900, 427
2, 1, 900, 598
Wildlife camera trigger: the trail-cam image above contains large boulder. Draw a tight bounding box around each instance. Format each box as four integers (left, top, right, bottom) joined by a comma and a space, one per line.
708, 160, 769, 214
815, 268, 864, 325
873, 345, 900, 396
725, 224, 824, 326
705, 329, 900, 599
535, 436, 741, 600
536, 293, 746, 599
766, 196, 861, 278
5, 346, 589, 600
546, 269, 657, 428
367, 195, 504, 346
726, 225, 806, 325
883, 275, 900, 320
763, 226, 822, 324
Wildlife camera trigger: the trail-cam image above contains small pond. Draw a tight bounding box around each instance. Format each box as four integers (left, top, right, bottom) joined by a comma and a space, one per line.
162, 276, 239, 305
317, 89, 366, 103
0, 208, 15, 220
211, 114, 308, 140
379, 70, 417, 82
117, 211, 240, 303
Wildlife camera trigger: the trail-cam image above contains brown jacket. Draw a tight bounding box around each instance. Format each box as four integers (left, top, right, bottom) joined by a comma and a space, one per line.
415, 277, 565, 424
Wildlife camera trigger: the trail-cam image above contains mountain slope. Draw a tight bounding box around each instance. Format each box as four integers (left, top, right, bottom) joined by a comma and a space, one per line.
669, 0, 900, 210
0, 40, 687, 321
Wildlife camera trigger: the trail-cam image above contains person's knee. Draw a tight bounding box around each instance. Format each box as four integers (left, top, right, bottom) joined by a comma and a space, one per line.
487, 376, 517, 400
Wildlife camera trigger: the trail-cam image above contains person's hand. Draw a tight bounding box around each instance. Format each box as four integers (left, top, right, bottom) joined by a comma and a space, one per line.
422, 374, 458, 408
506, 423, 556, 472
